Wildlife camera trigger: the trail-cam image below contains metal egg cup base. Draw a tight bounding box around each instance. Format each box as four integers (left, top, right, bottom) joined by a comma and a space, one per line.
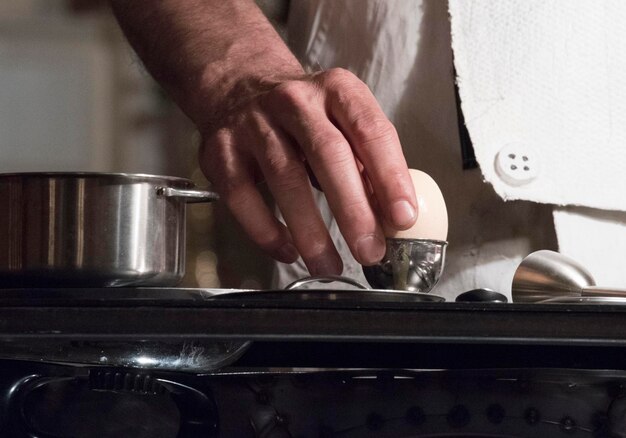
362, 238, 447, 293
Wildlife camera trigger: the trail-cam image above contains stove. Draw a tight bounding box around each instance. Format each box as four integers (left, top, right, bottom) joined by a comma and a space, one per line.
1, 287, 626, 437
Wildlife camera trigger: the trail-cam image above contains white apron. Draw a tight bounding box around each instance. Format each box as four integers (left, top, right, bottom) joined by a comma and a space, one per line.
274, 0, 626, 299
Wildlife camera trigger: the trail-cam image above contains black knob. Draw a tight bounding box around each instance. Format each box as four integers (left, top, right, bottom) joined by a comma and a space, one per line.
560, 416, 576, 434
366, 413, 385, 431
486, 404, 505, 424
447, 405, 470, 428
524, 407, 541, 425
406, 406, 425, 426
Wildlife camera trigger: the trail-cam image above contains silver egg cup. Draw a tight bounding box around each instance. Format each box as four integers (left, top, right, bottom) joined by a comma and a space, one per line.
362, 238, 447, 293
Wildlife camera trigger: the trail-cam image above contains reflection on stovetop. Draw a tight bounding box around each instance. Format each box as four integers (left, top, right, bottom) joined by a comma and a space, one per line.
2, 361, 624, 438
0, 287, 446, 306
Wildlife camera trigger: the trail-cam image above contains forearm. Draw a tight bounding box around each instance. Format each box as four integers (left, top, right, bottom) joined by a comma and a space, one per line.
110, 0, 303, 128
112, 0, 417, 274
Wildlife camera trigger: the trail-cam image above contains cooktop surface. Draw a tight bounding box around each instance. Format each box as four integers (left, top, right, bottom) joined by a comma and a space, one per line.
0, 287, 625, 345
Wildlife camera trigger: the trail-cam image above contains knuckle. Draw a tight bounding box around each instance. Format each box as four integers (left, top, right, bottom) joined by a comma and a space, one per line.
341, 199, 375, 227
343, 197, 372, 215
308, 136, 351, 162
378, 169, 409, 196
200, 127, 228, 152
221, 178, 252, 208
247, 112, 280, 145
327, 84, 360, 108
274, 171, 309, 193
199, 156, 224, 187
256, 125, 276, 144
323, 67, 357, 85
386, 169, 407, 186
322, 69, 367, 98
264, 146, 290, 171
200, 150, 236, 186
266, 81, 312, 109
257, 230, 286, 252
351, 114, 396, 144
264, 155, 308, 192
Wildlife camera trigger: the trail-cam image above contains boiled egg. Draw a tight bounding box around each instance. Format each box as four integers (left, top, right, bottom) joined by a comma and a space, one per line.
383, 169, 448, 241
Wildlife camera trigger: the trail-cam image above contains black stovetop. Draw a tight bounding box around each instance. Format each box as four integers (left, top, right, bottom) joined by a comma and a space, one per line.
2, 288, 626, 437
0, 287, 625, 345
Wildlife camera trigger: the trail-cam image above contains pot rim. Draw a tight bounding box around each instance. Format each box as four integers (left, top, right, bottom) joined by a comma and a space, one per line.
0, 172, 195, 187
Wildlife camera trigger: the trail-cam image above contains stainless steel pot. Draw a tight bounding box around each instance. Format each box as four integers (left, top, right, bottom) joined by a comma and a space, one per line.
0, 172, 218, 287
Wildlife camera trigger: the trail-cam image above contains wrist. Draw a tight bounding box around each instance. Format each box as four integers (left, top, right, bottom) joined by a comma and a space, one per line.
113, 0, 303, 130
189, 50, 303, 129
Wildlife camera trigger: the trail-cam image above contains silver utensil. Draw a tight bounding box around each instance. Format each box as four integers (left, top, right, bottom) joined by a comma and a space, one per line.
512, 250, 626, 303
536, 296, 626, 305
362, 238, 447, 292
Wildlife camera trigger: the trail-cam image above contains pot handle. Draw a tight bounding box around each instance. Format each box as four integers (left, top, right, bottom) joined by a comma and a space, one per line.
156, 187, 219, 203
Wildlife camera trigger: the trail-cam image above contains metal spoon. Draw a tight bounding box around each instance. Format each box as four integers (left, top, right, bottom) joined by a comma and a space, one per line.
512, 250, 626, 303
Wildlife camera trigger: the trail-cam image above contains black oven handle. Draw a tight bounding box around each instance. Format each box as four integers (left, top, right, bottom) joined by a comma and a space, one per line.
6, 371, 219, 438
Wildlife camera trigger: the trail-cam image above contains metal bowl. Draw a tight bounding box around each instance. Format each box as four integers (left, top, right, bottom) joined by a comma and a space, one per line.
362, 238, 447, 292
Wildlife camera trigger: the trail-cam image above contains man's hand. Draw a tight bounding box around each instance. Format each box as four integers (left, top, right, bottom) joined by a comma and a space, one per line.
111, 0, 417, 275
201, 68, 417, 275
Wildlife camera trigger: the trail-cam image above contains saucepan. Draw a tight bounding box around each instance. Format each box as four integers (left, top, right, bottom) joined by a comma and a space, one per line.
0, 172, 218, 287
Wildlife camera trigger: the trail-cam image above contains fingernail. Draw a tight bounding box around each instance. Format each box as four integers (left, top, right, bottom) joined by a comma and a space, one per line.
391, 200, 416, 228
277, 243, 299, 263
312, 255, 343, 276
356, 234, 386, 265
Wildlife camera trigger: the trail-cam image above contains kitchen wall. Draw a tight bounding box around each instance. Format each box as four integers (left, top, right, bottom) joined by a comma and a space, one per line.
0, 0, 273, 289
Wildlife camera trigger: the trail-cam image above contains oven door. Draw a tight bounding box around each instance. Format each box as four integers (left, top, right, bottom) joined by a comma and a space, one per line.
3, 365, 621, 437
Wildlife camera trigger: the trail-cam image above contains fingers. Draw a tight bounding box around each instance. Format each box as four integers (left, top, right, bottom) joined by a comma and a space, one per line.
200, 129, 298, 264
323, 69, 417, 231
265, 80, 386, 266
244, 116, 343, 275
200, 68, 412, 272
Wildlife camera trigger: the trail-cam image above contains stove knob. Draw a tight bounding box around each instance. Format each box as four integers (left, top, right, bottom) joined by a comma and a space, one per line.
559, 416, 576, 434
524, 407, 541, 425
486, 404, 506, 424
447, 405, 470, 428
405, 406, 425, 426
366, 412, 385, 431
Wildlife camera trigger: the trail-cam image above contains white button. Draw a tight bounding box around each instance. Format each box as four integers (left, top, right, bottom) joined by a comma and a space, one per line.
494, 145, 539, 186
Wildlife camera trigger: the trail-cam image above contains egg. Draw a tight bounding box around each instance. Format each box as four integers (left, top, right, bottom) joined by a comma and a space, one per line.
383, 169, 448, 241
